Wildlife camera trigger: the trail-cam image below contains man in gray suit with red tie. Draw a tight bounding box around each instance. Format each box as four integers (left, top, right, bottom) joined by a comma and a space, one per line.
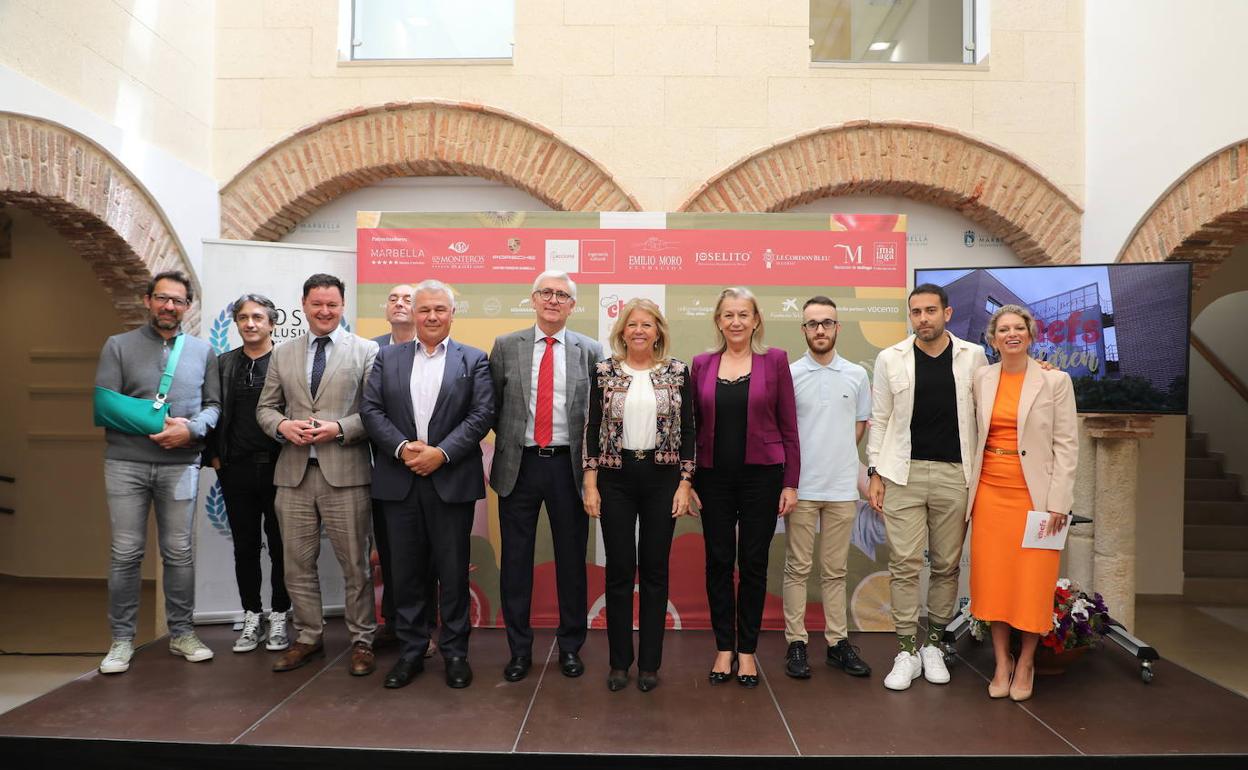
362, 279, 494, 689
489, 270, 602, 682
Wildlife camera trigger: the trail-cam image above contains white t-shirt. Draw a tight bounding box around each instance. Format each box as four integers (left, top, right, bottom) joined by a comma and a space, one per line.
620, 363, 657, 451
790, 352, 871, 501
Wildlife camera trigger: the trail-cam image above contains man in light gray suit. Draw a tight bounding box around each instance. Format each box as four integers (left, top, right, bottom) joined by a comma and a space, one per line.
489, 270, 603, 682
257, 273, 380, 677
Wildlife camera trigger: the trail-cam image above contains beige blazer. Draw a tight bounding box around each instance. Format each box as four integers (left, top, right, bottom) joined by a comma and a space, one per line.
866, 332, 988, 487
256, 331, 379, 488
965, 358, 1078, 521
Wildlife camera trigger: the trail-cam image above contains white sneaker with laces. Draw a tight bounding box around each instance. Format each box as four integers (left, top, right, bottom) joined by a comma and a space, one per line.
883, 651, 923, 691
265, 610, 290, 651
233, 610, 266, 653
169, 632, 214, 662
920, 644, 951, 684
99, 639, 134, 674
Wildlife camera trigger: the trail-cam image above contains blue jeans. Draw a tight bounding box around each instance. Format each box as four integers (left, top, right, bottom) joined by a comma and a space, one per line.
104, 459, 199, 639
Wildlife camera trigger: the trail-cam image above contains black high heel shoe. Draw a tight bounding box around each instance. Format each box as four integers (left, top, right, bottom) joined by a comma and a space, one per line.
708, 654, 738, 684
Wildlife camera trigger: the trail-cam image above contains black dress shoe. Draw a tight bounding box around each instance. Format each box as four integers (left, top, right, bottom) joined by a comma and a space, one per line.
785, 641, 812, 679
637, 671, 658, 692
737, 673, 760, 688
827, 639, 872, 677
559, 650, 585, 678
383, 657, 424, 689
503, 655, 532, 682
445, 656, 473, 689
606, 669, 629, 692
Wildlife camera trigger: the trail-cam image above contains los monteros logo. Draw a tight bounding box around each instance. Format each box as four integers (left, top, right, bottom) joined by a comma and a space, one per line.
447, 241, 470, 254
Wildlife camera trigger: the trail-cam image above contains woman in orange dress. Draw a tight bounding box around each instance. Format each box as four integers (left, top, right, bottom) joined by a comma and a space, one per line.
967, 304, 1078, 702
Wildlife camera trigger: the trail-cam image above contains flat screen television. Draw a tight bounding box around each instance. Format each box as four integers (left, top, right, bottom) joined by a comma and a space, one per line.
913, 262, 1191, 414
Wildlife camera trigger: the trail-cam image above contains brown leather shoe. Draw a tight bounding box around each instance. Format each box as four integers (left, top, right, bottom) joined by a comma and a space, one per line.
272, 641, 324, 672
349, 641, 376, 676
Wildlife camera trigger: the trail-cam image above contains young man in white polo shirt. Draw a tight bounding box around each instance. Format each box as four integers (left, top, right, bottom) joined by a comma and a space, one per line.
782, 296, 872, 679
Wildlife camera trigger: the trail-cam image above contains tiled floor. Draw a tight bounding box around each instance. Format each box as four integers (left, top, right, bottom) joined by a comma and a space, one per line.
2, 580, 1247, 759
3, 619, 1248, 758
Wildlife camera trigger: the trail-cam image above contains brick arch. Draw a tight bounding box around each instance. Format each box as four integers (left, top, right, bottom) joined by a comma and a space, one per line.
220, 101, 640, 241
0, 113, 197, 330
680, 121, 1082, 265
1117, 139, 1248, 284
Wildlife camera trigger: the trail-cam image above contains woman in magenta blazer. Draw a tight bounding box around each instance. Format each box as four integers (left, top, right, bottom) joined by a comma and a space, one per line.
691, 287, 800, 687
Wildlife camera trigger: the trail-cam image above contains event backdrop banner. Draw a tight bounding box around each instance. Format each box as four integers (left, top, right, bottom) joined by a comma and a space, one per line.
355, 211, 916, 633
194, 239, 359, 624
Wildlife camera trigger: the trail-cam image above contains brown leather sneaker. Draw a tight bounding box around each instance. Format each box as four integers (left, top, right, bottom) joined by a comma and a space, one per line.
272, 641, 324, 672
349, 641, 376, 676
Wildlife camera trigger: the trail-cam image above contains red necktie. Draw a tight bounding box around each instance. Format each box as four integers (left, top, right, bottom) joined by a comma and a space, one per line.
535, 336, 555, 447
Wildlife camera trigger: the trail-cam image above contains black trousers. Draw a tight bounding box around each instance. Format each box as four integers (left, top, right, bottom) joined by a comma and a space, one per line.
499, 449, 588, 656
373, 498, 437, 635
385, 476, 474, 661
218, 460, 290, 614
598, 457, 678, 672
697, 464, 783, 654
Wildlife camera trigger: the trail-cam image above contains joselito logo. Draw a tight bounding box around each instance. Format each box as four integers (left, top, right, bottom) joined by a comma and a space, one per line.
694, 251, 750, 263
448, 241, 470, 254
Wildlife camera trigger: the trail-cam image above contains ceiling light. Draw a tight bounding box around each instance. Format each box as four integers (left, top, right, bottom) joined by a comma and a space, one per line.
869, 41, 893, 51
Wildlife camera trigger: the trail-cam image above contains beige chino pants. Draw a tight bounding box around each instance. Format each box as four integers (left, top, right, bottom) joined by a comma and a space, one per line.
782, 500, 858, 646
881, 460, 968, 637
276, 464, 377, 647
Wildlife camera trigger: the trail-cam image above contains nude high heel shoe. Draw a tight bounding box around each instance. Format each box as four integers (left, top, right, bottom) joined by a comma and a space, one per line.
988, 654, 1014, 699
1009, 660, 1034, 702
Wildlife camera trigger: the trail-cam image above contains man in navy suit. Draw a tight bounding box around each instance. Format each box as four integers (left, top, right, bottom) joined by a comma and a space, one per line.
361, 279, 495, 689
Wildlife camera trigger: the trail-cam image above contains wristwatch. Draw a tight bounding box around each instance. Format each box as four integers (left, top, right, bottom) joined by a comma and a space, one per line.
866, 466, 878, 478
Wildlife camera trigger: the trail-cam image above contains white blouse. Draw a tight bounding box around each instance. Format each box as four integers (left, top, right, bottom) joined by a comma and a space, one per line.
620, 363, 658, 450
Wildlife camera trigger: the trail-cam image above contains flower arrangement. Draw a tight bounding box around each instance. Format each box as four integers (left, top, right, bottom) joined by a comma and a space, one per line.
966, 578, 1115, 652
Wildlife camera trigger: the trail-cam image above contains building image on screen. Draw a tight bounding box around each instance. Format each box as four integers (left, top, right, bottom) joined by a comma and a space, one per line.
915, 263, 1191, 414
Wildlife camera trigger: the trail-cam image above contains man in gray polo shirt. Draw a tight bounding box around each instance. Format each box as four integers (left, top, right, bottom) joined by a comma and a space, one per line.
94, 271, 221, 674
783, 296, 872, 679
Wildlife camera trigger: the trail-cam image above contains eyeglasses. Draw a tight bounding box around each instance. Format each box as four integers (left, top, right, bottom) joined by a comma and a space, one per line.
533, 288, 573, 305
801, 319, 839, 331
245, 358, 261, 387
151, 294, 190, 308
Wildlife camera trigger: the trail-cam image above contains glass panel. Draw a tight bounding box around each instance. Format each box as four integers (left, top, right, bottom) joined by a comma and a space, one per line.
352, 0, 514, 60
810, 0, 975, 64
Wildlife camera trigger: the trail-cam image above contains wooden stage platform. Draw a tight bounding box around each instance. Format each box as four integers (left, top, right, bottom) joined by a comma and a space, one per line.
3, 621, 1246, 768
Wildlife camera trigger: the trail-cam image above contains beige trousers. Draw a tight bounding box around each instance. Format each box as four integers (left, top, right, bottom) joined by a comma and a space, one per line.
276, 464, 377, 646
782, 500, 858, 646
882, 460, 968, 637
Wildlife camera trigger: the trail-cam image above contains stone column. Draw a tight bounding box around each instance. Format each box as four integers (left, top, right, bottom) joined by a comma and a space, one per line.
1083, 415, 1156, 631
1064, 418, 1098, 588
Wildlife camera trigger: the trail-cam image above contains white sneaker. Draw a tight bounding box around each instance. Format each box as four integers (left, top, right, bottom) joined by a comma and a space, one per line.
883, 651, 923, 691
233, 611, 266, 653
169, 632, 215, 662
265, 610, 290, 651
99, 639, 133, 674
920, 644, 950, 684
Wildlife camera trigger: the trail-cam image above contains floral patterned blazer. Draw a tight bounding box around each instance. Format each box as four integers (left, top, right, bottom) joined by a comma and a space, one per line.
582, 357, 696, 479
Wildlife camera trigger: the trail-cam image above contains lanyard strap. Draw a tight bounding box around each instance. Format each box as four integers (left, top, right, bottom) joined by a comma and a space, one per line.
154, 334, 186, 407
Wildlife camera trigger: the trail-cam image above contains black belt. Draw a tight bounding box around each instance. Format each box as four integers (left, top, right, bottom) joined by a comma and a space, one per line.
622, 448, 655, 461
524, 445, 569, 457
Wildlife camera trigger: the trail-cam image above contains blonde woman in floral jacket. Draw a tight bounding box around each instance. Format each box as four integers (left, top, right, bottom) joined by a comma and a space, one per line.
583, 298, 697, 694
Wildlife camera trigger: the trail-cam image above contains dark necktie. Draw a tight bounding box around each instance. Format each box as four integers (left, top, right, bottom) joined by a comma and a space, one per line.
310, 336, 329, 398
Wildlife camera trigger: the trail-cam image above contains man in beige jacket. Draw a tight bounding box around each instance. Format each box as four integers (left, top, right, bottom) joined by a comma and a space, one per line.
866, 283, 987, 692
257, 273, 380, 678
